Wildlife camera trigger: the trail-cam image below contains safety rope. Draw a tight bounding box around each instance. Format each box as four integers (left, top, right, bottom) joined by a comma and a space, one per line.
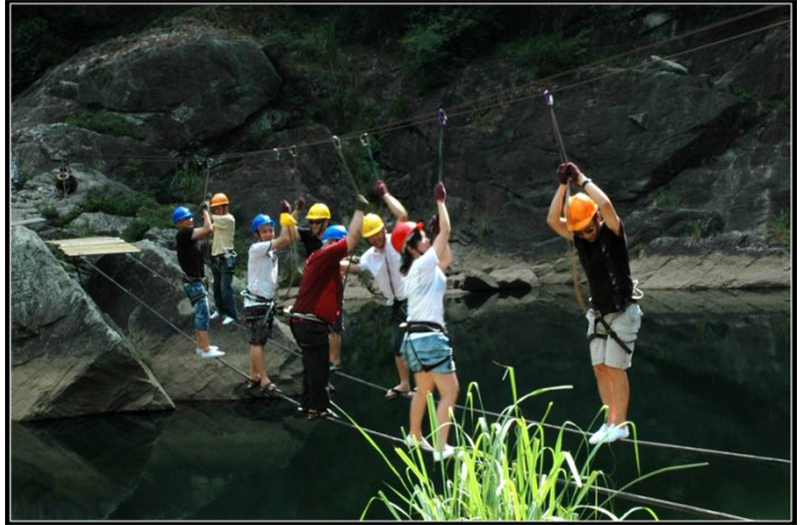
331, 135, 360, 195
119, 252, 789, 467
83, 258, 247, 380
68, 10, 787, 172
544, 90, 587, 313
360, 133, 379, 182
436, 108, 447, 183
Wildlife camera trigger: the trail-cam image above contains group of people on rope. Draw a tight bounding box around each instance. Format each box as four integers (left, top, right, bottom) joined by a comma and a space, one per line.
171, 161, 642, 458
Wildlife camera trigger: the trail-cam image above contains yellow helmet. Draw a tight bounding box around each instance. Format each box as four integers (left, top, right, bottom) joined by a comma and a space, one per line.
306, 202, 331, 220
362, 213, 384, 238
210, 193, 229, 208
566, 193, 598, 231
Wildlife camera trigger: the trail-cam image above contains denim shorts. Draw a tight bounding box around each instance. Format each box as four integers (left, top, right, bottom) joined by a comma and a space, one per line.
400, 332, 455, 374
183, 280, 210, 331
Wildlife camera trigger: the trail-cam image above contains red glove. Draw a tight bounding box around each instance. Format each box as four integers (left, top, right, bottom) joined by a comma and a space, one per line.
295, 196, 306, 212
428, 213, 440, 239
374, 179, 388, 198
433, 182, 446, 202
280, 200, 292, 214
557, 162, 582, 185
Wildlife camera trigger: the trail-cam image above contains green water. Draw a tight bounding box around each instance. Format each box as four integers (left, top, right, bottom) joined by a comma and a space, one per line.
11, 289, 792, 520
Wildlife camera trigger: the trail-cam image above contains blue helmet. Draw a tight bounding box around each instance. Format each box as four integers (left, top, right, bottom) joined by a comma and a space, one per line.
251, 213, 276, 233
321, 224, 347, 242
172, 206, 193, 224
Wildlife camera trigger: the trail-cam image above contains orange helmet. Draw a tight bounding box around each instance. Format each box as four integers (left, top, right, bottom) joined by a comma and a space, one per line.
566, 193, 598, 231
390, 221, 424, 254
210, 193, 230, 208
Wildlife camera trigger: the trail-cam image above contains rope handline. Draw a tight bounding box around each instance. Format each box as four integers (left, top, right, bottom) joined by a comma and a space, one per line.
115, 253, 790, 467
81, 257, 253, 384
544, 90, 587, 313
436, 109, 447, 183
201, 10, 786, 162
60, 10, 786, 173
285, 145, 301, 301
201, 158, 212, 204
90, 15, 786, 173
331, 135, 361, 195
360, 133, 380, 182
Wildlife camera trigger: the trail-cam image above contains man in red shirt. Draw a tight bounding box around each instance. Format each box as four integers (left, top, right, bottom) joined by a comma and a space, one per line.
290, 194, 368, 419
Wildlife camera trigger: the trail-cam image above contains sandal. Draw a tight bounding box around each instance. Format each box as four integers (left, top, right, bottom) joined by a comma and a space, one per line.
260, 381, 282, 396
307, 409, 339, 420
245, 378, 260, 389
385, 386, 413, 399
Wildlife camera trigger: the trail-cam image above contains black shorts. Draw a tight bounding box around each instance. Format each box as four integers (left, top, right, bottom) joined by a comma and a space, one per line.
245, 303, 275, 346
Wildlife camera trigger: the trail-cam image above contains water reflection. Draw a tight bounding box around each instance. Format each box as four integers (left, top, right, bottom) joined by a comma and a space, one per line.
11, 289, 791, 520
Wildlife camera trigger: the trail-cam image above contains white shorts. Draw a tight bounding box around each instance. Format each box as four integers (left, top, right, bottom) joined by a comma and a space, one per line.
587, 303, 642, 369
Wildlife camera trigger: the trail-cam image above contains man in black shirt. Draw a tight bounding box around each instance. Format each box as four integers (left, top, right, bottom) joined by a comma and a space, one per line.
174, 203, 225, 359
546, 162, 642, 445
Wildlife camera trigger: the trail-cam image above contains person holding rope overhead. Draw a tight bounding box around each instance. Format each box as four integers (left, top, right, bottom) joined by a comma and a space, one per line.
398, 182, 458, 462
173, 202, 225, 359
296, 201, 345, 371
546, 162, 643, 445
208, 193, 238, 325
243, 201, 298, 394
289, 194, 368, 419
342, 179, 414, 399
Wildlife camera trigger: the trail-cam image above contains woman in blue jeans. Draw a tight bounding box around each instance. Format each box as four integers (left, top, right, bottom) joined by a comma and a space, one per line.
396, 181, 457, 462
209, 193, 238, 324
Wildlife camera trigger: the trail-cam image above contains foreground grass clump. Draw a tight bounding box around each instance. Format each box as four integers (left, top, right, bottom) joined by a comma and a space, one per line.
350, 368, 704, 521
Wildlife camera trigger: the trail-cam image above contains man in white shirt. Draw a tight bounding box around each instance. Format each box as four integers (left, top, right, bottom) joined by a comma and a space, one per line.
345, 180, 414, 398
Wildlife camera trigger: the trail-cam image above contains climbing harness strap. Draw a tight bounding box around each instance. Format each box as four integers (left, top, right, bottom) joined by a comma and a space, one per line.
401, 321, 453, 373
587, 304, 637, 355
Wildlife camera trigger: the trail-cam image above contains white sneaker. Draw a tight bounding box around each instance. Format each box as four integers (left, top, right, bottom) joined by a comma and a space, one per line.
199, 347, 225, 358
404, 434, 434, 452
432, 445, 455, 462
222, 316, 235, 326
209, 311, 220, 320
588, 423, 610, 445
195, 345, 219, 356
604, 424, 630, 443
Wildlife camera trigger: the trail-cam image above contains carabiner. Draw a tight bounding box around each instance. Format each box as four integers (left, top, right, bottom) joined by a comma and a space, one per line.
289, 145, 299, 158
273, 148, 281, 161
359, 133, 370, 148
437, 108, 448, 126
332, 135, 342, 151
543, 89, 554, 107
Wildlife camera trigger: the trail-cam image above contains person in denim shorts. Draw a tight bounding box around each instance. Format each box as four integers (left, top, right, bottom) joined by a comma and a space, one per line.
547, 161, 642, 445
174, 203, 224, 359
396, 181, 457, 462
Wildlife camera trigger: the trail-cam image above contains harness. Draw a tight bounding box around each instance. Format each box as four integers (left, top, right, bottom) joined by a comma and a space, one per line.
587, 303, 636, 355
241, 290, 275, 328
182, 276, 209, 305
400, 321, 453, 373
279, 306, 334, 332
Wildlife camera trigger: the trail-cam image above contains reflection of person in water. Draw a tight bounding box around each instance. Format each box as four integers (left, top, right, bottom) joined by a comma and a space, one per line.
55, 168, 78, 198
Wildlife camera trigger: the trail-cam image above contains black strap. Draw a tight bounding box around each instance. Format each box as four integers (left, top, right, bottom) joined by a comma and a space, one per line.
590, 314, 634, 355
404, 329, 452, 373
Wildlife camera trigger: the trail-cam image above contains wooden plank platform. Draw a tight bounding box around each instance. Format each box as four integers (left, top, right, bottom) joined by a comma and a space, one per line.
47, 237, 141, 256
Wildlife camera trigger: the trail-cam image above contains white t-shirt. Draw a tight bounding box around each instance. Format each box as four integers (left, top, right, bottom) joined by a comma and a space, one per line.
246, 240, 278, 306
358, 234, 407, 304
404, 247, 446, 327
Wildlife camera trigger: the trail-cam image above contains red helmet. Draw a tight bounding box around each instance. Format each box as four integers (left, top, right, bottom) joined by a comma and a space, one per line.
390, 221, 424, 254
